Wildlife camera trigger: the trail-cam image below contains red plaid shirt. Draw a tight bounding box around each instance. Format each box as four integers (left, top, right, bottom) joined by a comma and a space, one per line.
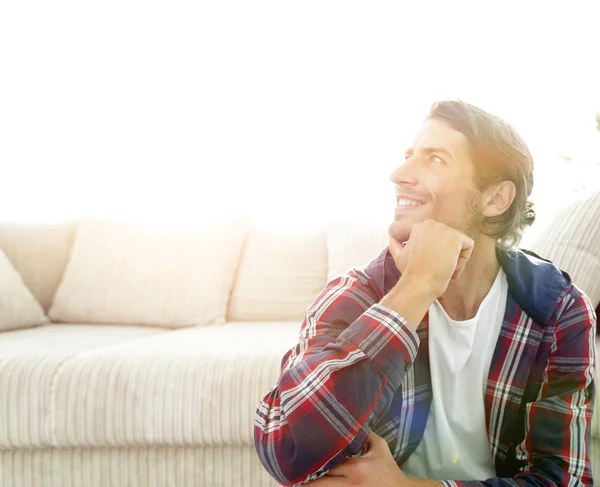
254, 246, 597, 486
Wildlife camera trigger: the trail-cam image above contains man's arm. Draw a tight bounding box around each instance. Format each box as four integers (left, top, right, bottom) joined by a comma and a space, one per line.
442, 287, 596, 487
253, 250, 423, 486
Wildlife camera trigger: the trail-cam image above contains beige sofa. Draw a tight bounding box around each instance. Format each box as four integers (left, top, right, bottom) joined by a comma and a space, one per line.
0, 191, 599, 487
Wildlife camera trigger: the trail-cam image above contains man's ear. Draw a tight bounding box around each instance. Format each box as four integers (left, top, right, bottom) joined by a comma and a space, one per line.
481, 180, 516, 218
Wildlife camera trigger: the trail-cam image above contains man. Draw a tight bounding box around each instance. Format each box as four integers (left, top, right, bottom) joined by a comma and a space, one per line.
254, 100, 596, 486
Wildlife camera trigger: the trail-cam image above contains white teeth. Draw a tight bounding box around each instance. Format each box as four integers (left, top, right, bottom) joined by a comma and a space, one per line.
397, 199, 423, 207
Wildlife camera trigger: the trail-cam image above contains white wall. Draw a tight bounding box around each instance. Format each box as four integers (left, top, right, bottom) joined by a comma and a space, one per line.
1, 0, 598, 226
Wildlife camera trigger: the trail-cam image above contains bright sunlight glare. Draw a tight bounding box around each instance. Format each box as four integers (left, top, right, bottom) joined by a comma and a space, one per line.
1, 1, 598, 228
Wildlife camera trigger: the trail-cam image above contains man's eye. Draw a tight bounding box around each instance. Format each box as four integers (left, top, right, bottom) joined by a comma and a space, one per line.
431, 156, 444, 164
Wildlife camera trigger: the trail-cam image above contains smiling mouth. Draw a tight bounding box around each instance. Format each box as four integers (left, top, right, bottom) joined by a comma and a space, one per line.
396, 197, 426, 209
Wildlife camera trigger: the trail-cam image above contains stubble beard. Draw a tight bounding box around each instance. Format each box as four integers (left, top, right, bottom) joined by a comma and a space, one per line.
460, 188, 485, 241
388, 189, 485, 243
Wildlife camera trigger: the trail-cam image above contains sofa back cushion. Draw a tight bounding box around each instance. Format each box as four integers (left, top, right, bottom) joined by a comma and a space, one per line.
521, 189, 600, 308
326, 218, 390, 282
0, 250, 49, 331
0, 221, 76, 311
226, 227, 327, 321
49, 217, 250, 328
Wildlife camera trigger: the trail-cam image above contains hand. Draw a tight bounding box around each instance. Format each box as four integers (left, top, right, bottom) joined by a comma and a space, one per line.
389, 219, 474, 298
304, 432, 416, 486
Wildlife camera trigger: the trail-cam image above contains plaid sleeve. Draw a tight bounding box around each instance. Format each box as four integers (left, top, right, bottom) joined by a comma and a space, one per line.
443, 286, 597, 487
253, 263, 419, 486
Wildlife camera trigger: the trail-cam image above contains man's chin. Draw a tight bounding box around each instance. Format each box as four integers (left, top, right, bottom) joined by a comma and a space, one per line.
387, 220, 411, 245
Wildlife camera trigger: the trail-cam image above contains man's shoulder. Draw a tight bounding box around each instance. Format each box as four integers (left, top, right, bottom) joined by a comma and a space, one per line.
330, 246, 399, 298
498, 247, 573, 326
303, 247, 396, 328
515, 249, 596, 327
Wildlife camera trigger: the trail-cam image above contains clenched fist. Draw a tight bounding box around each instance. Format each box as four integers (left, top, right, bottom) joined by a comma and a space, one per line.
388, 219, 474, 299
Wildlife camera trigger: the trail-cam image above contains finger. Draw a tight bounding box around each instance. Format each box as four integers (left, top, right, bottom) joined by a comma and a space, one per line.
460, 234, 475, 258
365, 430, 380, 446
451, 267, 463, 280
454, 234, 475, 275
362, 431, 387, 455
388, 235, 404, 256
367, 430, 383, 442
388, 236, 409, 274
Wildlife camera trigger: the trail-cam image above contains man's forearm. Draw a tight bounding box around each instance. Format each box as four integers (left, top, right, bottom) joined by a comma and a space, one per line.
379, 273, 437, 330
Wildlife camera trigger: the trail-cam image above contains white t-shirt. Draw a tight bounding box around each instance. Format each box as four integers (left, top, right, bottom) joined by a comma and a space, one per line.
402, 268, 508, 481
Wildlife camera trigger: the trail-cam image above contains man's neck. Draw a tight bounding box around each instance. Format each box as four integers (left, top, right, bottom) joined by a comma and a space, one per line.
437, 235, 501, 321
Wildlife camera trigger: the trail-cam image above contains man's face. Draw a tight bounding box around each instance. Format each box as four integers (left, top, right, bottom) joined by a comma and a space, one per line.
388, 118, 484, 244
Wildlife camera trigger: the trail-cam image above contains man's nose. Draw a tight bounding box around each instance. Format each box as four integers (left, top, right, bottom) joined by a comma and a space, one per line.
389, 158, 419, 186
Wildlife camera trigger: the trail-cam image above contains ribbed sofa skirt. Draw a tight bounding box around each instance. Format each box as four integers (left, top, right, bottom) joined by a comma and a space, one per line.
3, 442, 600, 487
0, 445, 279, 487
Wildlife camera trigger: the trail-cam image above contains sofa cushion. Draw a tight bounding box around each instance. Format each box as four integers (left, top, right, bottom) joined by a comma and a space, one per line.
0, 324, 165, 449
0, 251, 48, 332
227, 227, 327, 321
0, 220, 76, 311
521, 189, 600, 308
49, 217, 250, 328
50, 321, 299, 448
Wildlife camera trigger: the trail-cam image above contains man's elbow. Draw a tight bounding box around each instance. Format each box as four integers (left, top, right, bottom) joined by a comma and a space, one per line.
254, 428, 326, 486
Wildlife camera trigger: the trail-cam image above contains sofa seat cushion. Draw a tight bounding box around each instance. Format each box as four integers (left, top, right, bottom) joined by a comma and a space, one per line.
50, 321, 299, 448
0, 324, 166, 449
